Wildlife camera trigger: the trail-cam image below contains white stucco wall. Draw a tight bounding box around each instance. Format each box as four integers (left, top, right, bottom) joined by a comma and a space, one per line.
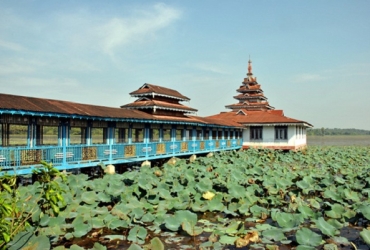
242, 125, 308, 149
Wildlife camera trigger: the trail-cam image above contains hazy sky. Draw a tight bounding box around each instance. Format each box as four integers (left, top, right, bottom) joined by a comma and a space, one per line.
1, 1, 369, 130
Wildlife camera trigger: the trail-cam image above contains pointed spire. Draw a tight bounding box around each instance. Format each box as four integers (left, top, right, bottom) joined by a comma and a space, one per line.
247, 56, 253, 76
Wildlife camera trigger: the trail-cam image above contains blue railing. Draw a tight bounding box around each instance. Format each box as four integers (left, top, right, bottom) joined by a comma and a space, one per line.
0, 139, 242, 175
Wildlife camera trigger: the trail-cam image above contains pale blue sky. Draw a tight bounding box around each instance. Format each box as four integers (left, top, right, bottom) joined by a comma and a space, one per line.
1, 1, 369, 129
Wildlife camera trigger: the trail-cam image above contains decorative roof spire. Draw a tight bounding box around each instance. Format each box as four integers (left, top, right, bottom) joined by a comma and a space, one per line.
247, 56, 253, 76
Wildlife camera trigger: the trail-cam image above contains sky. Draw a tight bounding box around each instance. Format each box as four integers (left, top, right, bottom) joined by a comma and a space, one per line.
1, 1, 370, 130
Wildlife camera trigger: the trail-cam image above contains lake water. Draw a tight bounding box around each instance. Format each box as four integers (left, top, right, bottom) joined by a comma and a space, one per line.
307, 135, 370, 146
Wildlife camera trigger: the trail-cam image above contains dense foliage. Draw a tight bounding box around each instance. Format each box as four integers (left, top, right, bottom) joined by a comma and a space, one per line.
2, 146, 370, 249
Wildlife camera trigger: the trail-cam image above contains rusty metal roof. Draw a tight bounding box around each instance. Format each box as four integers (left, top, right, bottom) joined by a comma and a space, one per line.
121, 100, 198, 112
0, 92, 242, 128
207, 110, 312, 127
129, 83, 190, 101
0, 93, 155, 119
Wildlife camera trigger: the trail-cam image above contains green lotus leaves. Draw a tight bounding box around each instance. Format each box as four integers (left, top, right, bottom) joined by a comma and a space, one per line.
298, 205, 316, 219
207, 194, 225, 212
323, 189, 342, 202
127, 225, 147, 244
315, 217, 339, 237
357, 203, 370, 220
4, 146, 370, 249
219, 235, 239, 245
360, 229, 370, 245
81, 191, 98, 204
262, 228, 286, 242
195, 177, 213, 193
296, 228, 322, 247
72, 216, 92, 238
227, 182, 245, 198
8, 232, 50, 250
275, 212, 303, 229
164, 210, 199, 235
91, 217, 105, 229
325, 204, 345, 219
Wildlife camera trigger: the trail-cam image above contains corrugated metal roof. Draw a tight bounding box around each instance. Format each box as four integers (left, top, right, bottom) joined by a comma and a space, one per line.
129, 83, 190, 101
0, 92, 242, 128
121, 100, 198, 112
207, 110, 312, 127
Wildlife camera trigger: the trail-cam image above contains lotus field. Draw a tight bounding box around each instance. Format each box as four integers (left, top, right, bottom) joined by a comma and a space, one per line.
4, 146, 370, 249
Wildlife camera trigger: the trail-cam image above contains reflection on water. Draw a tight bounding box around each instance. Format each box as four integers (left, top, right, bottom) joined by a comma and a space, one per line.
307, 135, 370, 146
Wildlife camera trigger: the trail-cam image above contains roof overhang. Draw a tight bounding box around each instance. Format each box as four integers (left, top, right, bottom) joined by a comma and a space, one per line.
240, 122, 313, 128
130, 93, 189, 102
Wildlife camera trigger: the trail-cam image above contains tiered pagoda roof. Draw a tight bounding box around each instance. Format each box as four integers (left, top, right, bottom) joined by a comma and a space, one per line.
225, 60, 274, 111
121, 83, 198, 116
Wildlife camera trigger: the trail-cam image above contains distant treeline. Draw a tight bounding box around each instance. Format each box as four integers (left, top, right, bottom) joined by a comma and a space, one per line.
307, 128, 370, 136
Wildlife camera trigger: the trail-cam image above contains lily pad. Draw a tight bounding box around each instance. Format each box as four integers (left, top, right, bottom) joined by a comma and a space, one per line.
315, 217, 339, 237
127, 225, 147, 245
296, 228, 322, 247
360, 229, 370, 245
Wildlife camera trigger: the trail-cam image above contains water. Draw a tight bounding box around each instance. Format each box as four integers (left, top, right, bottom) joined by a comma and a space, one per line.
307, 135, 370, 146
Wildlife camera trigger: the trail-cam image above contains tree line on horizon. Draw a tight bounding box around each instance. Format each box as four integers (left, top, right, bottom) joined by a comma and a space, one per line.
307, 128, 370, 136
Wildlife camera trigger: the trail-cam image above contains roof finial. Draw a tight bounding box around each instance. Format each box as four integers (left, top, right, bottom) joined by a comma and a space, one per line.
247, 56, 252, 75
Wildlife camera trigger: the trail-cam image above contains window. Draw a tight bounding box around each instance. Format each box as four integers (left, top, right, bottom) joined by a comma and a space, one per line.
250, 126, 263, 140
116, 128, 128, 143
163, 129, 171, 141
150, 128, 160, 142
196, 129, 203, 140
133, 128, 144, 142
275, 126, 288, 140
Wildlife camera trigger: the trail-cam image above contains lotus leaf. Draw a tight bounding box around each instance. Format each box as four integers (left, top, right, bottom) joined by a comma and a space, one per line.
182, 221, 203, 236
70, 245, 85, 250
74, 206, 94, 221
127, 244, 143, 250
109, 217, 129, 230
148, 237, 164, 250
298, 205, 316, 219
262, 228, 286, 241
329, 236, 350, 245
111, 203, 130, 220
323, 189, 342, 202
326, 219, 343, 230
255, 223, 274, 231
73, 220, 92, 238
296, 228, 322, 247
207, 194, 225, 212
164, 214, 183, 231
250, 205, 268, 218
315, 217, 339, 237
8, 232, 50, 250
39, 214, 50, 227
334, 175, 346, 184
357, 203, 370, 220
309, 198, 321, 209
219, 235, 239, 245
343, 189, 361, 202
275, 212, 303, 228
227, 182, 245, 198
325, 204, 345, 219
91, 242, 107, 250
360, 229, 370, 245
141, 212, 155, 223
91, 217, 105, 229
196, 178, 213, 193
296, 246, 317, 250
323, 243, 338, 250
127, 225, 147, 244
